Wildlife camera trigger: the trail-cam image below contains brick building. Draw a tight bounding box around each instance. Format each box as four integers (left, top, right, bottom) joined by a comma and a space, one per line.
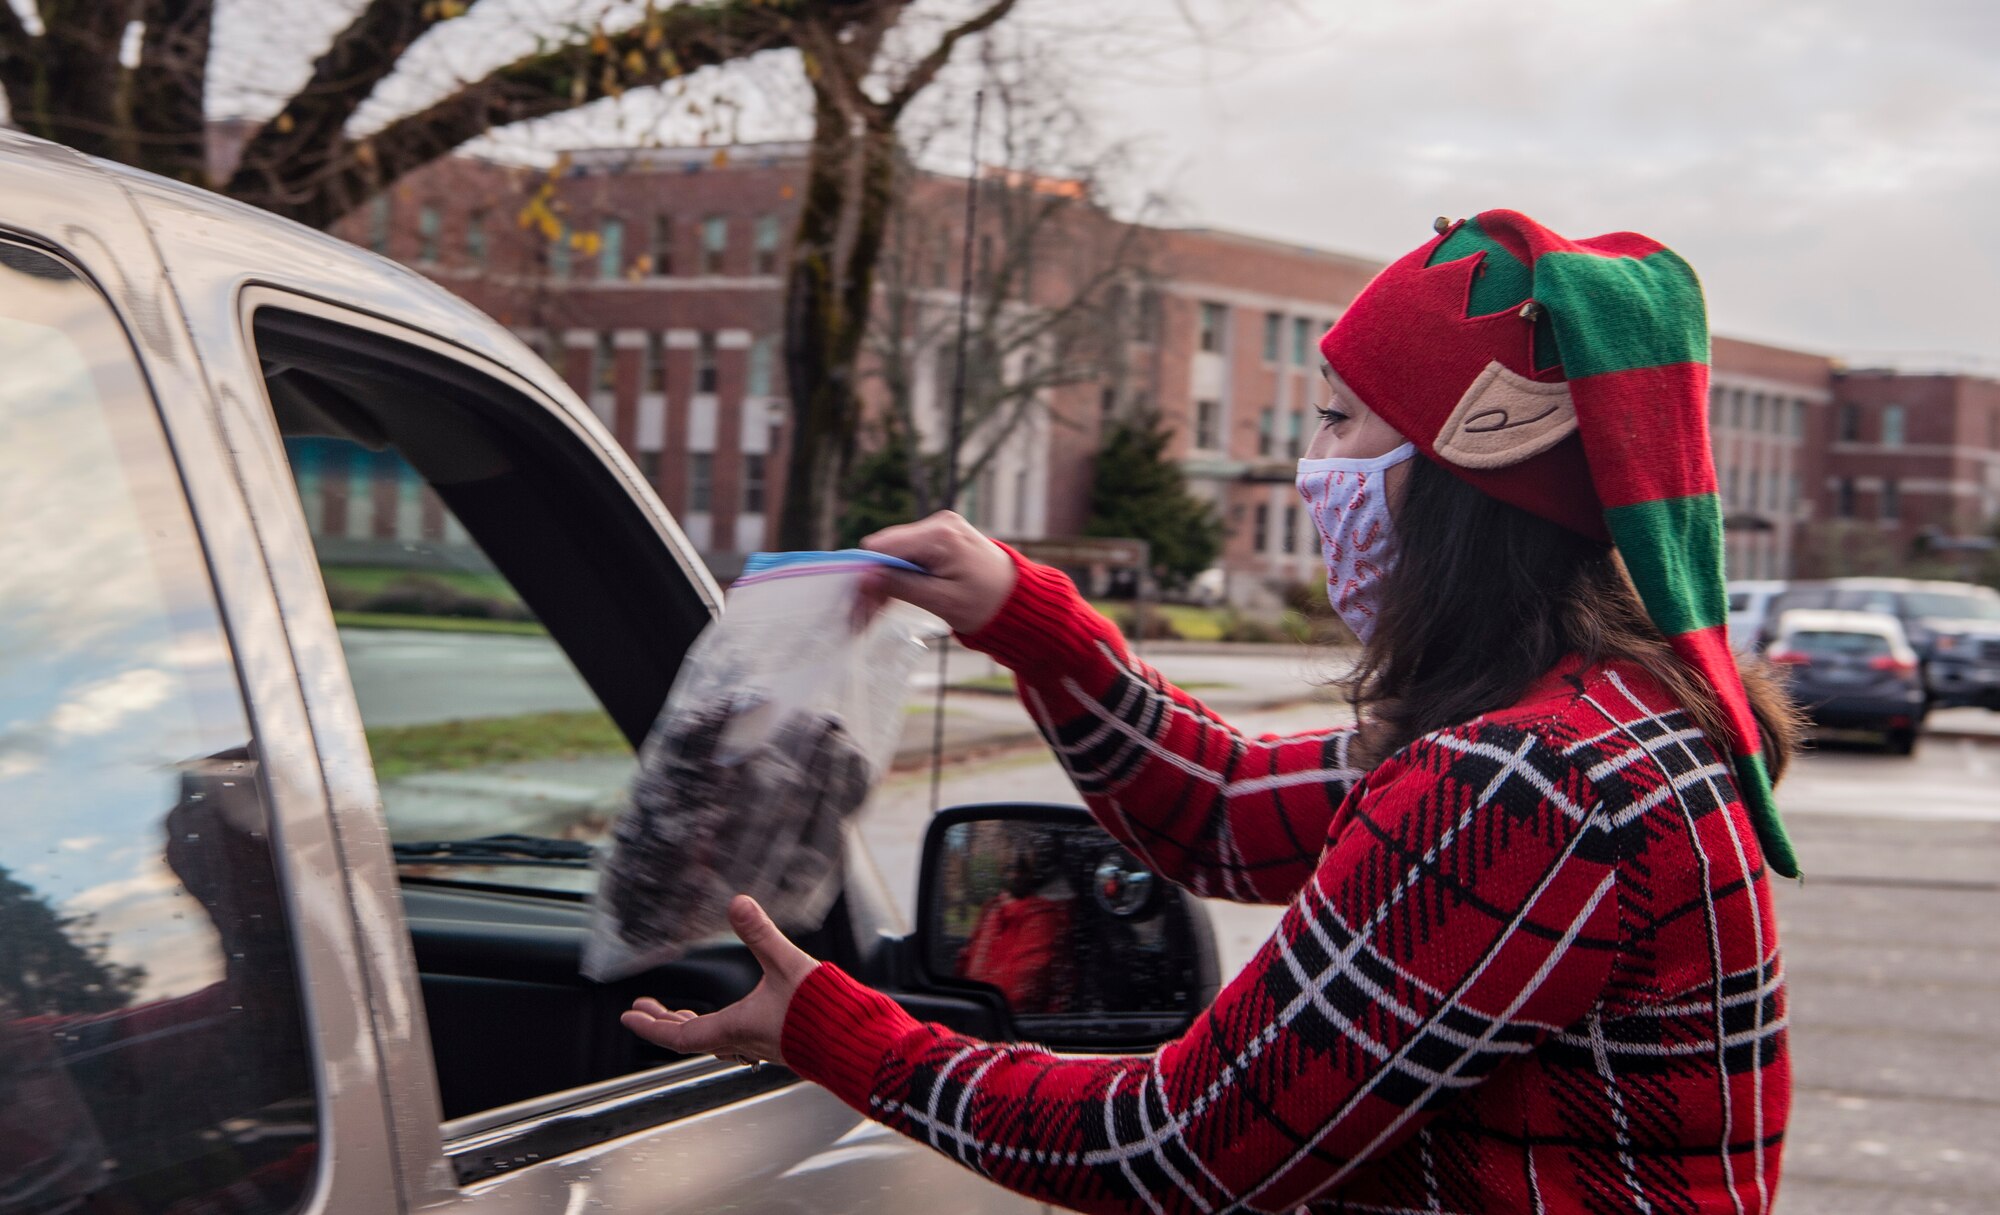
325, 141, 1999, 596
1818, 371, 2000, 559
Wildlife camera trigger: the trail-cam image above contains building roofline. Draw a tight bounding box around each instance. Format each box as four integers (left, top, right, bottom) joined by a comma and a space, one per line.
1163, 225, 1383, 272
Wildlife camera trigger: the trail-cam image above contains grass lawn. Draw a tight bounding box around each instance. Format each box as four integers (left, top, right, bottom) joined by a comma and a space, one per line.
322, 563, 521, 603
367, 709, 628, 780
334, 611, 548, 636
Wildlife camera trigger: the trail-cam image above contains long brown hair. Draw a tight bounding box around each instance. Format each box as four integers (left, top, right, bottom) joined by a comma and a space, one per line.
1346, 454, 1802, 775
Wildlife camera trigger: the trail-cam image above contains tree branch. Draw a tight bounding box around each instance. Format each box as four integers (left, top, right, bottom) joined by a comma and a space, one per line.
226, 0, 804, 229
229, 0, 480, 197
883, 0, 1019, 118
128, 0, 215, 184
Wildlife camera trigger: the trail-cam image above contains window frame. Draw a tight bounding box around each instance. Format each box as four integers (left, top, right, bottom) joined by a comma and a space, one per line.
234, 291, 812, 1181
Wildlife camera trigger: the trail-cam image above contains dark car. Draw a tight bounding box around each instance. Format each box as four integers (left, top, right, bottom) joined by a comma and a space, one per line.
1768, 610, 1927, 754
1757, 578, 2000, 709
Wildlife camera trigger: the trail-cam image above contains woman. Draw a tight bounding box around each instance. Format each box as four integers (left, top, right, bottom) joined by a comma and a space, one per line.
624, 210, 1799, 1214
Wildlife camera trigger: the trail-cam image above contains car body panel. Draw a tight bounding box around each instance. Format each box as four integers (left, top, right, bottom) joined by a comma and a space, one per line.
0, 127, 406, 1214
0, 129, 1035, 1214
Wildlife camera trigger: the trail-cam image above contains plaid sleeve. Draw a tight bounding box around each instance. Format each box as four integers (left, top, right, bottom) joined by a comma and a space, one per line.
782, 719, 1621, 1215
958, 546, 1362, 905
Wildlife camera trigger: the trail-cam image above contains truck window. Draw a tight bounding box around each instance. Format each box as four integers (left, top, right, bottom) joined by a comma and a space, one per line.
0, 241, 316, 1212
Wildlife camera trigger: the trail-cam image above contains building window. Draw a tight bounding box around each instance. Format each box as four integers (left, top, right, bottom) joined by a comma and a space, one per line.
754, 214, 782, 275
1747, 469, 1760, 513
1839, 403, 1861, 441
1293, 316, 1313, 365
1749, 393, 1765, 432
748, 335, 775, 397
1882, 403, 1905, 447
1263, 312, 1282, 362
594, 331, 616, 394
369, 194, 391, 254
1725, 466, 1739, 506
1257, 407, 1274, 457
1195, 399, 1220, 449
1837, 477, 1855, 518
465, 208, 488, 264
1198, 302, 1228, 354
1136, 290, 1162, 344
641, 450, 661, 484
1252, 502, 1269, 552
742, 452, 766, 513
417, 204, 441, 263
1100, 385, 1117, 423
1882, 478, 1899, 521
651, 214, 674, 275
645, 331, 667, 393
1286, 410, 1303, 459
599, 217, 625, 279
695, 331, 718, 394
549, 228, 572, 279
1792, 399, 1805, 437
1281, 504, 1299, 554
701, 215, 728, 275
690, 452, 714, 513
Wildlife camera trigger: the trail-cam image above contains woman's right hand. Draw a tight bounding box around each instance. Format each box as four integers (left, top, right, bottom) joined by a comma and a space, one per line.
858, 511, 1017, 636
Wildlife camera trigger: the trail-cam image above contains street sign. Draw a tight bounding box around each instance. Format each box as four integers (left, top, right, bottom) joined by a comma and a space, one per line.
1003, 536, 1149, 570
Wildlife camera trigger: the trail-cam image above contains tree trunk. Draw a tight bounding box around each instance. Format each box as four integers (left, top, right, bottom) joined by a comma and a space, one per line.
776, 83, 901, 549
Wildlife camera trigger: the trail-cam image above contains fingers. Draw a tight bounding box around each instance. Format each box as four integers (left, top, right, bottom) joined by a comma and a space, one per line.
728, 895, 818, 986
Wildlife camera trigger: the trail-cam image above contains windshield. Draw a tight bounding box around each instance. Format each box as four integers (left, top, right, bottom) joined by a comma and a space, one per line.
1900, 590, 2000, 621
1786, 630, 1893, 659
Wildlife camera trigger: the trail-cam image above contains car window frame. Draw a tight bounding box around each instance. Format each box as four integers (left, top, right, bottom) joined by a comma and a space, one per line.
232, 288, 825, 1188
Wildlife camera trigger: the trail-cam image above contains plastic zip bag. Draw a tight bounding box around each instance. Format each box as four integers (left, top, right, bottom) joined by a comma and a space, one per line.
583, 550, 936, 981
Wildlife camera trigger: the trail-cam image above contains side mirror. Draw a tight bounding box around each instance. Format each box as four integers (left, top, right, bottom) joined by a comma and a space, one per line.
915, 803, 1220, 1051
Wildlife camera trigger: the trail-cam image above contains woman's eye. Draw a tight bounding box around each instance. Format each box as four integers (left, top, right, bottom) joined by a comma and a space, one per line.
1314, 405, 1348, 426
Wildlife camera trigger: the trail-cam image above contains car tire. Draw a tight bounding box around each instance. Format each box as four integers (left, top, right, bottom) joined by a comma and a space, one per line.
1886, 727, 1919, 757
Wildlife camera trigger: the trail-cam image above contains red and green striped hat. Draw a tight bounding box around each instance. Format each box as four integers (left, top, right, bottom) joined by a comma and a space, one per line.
1320, 208, 1797, 878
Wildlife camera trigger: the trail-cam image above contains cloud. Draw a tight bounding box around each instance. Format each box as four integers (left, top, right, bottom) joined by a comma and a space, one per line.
48, 669, 175, 739
65, 856, 225, 1001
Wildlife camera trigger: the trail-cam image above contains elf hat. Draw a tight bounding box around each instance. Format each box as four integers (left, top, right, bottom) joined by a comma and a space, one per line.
1318, 209, 1797, 879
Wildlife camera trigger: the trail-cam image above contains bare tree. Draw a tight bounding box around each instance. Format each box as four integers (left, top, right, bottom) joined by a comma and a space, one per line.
864, 40, 1163, 521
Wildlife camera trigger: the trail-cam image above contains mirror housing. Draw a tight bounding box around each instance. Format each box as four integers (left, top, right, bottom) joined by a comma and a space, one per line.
915, 803, 1220, 1051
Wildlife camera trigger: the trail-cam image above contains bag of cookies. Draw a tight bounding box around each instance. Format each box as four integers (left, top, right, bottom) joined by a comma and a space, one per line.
583, 550, 935, 981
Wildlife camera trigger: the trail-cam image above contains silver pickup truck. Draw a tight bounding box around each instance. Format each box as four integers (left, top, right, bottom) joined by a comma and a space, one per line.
0, 129, 1216, 1215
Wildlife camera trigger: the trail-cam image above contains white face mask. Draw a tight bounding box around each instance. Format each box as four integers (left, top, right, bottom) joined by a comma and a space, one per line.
1295, 442, 1417, 645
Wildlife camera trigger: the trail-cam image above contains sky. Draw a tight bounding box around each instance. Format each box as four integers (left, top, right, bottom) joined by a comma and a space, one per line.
12, 0, 1999, 368
1044, 0, 2000, 371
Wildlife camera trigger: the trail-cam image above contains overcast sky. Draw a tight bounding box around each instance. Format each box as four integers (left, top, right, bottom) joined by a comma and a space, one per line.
1048, 0, 2000, 371
19, 0, 1996, 369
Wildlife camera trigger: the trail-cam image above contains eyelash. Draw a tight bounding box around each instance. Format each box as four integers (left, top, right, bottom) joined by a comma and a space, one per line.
1315, 404, 1348, 425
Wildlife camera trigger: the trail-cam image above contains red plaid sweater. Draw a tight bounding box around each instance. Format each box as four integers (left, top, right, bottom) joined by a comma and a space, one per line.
782, 552, 1790, 1214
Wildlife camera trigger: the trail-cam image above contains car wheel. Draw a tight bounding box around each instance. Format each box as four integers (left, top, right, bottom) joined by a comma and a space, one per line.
1886, 727, 1919, 757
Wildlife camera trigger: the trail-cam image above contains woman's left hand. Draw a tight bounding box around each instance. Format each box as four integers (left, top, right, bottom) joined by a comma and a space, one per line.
620, 895, 819, 1068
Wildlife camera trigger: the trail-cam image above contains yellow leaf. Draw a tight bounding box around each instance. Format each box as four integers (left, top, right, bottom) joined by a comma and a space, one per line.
624, 49, 646, 76
538, 214, 561, 240
273, 112, 295, 134
590, 30, 610, 56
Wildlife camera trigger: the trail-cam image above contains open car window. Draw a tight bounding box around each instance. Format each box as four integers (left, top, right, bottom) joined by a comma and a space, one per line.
253, 308, 713, 894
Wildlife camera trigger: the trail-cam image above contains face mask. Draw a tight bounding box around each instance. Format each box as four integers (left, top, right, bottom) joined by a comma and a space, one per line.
1295, 442, 1416, 645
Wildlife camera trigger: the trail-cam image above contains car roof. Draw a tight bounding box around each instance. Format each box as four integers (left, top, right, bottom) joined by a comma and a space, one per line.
1776, 609, 1908, 638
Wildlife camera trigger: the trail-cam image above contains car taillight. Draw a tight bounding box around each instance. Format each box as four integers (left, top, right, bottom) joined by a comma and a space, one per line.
1767, 649, 1809, 665
1868, 655, 1917, 674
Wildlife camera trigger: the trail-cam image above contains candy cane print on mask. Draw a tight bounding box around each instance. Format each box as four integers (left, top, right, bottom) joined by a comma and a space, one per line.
1295, 442, 1416, 645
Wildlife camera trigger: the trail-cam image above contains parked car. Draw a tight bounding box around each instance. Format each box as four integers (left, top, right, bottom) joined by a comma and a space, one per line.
1767, 609, 1927, 754
1757, 577, 2000, 708
0, 129, 1218, 1215
1726, 579, 1788, 652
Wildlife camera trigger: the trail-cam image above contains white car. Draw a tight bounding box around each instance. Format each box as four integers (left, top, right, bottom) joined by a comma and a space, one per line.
1727, 579, 1788, 652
